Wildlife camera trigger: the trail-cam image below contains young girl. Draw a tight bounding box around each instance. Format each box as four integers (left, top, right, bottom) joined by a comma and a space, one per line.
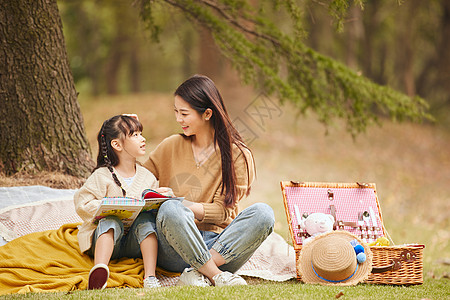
74, 115, 164, 290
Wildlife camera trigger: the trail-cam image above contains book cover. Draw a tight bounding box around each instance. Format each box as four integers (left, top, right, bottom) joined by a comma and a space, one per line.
141, 189, 184, 212
93, 189, 184, 230
93, 197, 144, 230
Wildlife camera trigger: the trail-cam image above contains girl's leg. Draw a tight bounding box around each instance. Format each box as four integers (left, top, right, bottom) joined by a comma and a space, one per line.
90, 215, 125, 263
140, 233, 158, 278
122, 211, 160, 284
93, 229, 114, 265
209, 203, 275, 273
88, 216, 124, 289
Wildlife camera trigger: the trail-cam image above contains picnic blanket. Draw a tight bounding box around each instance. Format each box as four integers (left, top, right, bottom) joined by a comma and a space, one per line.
0, 186, 296, 295
0, 223, 180, 295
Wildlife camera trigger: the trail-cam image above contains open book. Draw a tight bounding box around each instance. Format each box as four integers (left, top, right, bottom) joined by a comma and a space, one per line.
93, 189, 184, 230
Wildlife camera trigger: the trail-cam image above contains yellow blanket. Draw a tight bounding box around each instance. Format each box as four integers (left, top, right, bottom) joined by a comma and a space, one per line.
0, 223, 152, 295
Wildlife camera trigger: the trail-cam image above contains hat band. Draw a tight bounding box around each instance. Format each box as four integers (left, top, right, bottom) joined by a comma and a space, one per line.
311, 262, 358, 283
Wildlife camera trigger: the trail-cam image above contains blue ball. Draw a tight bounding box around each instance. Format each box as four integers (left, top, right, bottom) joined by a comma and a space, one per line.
354, 244, 365, 254
357, 252, 367, 263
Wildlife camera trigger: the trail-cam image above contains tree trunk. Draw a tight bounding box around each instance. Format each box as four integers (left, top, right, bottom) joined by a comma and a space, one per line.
105, 34, 126, 95
129, 44, 140, 94
345, 4, 363, 71
0, 0, 94, 177
434, 0, 450, 105
105, 3, 130, 95
198, 27, 223, 78
395, 1, 417, 97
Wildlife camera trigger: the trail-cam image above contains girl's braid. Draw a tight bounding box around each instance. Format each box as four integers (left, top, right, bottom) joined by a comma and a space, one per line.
100, 131, 126, 197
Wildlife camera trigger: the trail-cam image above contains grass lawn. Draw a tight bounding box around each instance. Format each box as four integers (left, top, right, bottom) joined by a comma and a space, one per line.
1, 90, 449, 298
1, 278, 448, 299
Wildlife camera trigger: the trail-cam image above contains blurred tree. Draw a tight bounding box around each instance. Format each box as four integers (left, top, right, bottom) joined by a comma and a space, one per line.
61, 0, 145, 95
0, 0, 94, 176
0, 0, 435, 178
139, 0, 430, 135
60, 0, 446, 122
303, 0, 447, 123
104, 1, 143, 94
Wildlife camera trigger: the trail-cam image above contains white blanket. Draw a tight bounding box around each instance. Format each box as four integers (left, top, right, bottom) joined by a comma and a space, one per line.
0, 186, 296, 282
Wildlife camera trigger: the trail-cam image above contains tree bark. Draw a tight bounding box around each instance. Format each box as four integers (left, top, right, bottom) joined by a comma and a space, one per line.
433, 0, 450, 105
0, 0, 94, 177
198, 26, 223, 78
395, 1, 417, 97
345, 4, 363, 71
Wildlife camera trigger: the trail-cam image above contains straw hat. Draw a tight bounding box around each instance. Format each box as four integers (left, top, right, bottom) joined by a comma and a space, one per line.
298, 231, 373, 286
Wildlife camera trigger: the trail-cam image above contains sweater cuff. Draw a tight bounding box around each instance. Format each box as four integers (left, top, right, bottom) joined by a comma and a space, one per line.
200, 203, 227, 223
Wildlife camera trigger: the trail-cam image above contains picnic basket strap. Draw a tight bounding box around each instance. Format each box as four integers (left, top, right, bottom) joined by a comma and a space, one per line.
372, 259, 403, 273
371, 249, 418, 274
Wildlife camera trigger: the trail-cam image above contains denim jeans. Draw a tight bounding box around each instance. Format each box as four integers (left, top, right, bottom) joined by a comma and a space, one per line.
88, 212, 157, 260
154, 200, 275, 273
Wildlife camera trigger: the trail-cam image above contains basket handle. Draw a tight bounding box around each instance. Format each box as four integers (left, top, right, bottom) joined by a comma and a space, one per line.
371, 259, 402, 273
371, 250, 417, 274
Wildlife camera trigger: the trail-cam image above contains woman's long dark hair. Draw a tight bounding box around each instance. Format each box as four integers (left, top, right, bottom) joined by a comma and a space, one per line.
174, 74, 254, 207
94, 115, 143, 196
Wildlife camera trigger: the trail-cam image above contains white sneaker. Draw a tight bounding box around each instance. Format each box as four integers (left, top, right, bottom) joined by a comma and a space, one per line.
176, 268, 211, 287
88, 263, 109, 290
143, 276, 162, 288
212, 271, 247, 286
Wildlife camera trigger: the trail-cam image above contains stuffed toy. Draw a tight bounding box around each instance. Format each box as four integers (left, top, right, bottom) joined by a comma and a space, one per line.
368, 236, 390, 246
301, 212, 335, 244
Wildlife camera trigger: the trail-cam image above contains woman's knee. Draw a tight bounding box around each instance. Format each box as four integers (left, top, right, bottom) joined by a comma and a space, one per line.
247, 203, 275, 231
157, 200, 193, 227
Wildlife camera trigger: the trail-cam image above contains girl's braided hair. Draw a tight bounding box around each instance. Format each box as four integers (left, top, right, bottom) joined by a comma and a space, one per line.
93, 115, 143, 196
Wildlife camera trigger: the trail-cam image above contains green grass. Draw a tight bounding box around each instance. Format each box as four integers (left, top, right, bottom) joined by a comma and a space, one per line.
1, 278, 448, 299
5, 90, 448, 299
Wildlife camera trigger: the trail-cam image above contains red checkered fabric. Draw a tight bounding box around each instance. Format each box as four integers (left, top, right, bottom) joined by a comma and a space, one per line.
284, 186, 384, 245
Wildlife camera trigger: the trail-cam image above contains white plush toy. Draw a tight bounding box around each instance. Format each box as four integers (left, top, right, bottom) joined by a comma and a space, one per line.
301, 212, 335, 244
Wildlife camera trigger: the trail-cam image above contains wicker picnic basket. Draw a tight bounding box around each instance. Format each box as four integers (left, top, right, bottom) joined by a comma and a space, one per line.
281, 181, 425, 285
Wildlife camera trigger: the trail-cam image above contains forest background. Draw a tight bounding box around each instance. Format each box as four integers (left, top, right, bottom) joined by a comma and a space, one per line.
60, 0, 449, 124
0, 0, 448, 296
57, 0, 449, 279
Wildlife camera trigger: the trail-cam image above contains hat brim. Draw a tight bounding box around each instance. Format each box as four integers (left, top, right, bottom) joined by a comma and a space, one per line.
298, 231, 373, 286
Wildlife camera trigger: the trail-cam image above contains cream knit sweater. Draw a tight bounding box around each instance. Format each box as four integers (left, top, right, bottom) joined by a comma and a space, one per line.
73, 164, 158, 253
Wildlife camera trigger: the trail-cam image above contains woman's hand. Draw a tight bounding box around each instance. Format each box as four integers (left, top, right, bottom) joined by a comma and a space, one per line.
155, 187, 175, 197
182, 200, 205, 221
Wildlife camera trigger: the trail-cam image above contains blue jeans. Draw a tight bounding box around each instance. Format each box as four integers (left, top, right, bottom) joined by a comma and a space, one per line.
154, 200, 275, 273
88, 212, 157, 260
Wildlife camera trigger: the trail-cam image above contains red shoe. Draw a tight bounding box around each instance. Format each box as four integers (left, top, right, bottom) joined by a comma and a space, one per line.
88, 263, 109, 290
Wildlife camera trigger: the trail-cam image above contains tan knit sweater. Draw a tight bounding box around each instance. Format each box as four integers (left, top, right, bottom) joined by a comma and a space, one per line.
74, 164, 158, 253
143, 134, 255, 234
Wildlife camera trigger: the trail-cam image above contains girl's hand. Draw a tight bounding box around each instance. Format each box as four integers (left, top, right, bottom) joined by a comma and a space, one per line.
155, 187, 175, 197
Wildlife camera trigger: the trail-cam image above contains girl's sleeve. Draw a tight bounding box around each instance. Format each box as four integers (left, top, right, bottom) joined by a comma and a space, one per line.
73, 172, 106, 223
146, 170, 159, 189
200, 147, 255, 224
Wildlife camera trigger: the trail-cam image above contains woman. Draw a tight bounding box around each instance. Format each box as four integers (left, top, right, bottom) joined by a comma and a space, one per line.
143, 75, 274, 287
